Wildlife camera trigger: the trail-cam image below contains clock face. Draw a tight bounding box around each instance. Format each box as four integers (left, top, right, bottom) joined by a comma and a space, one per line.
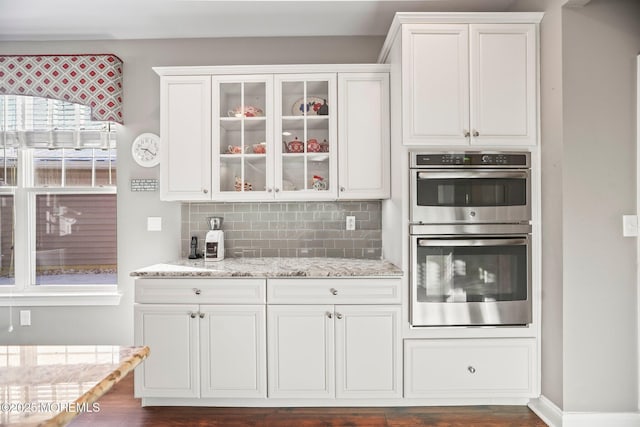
131, 133, 160, 167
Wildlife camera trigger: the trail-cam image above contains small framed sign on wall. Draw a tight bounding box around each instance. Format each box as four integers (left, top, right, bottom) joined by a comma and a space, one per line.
130, 179, 159, 192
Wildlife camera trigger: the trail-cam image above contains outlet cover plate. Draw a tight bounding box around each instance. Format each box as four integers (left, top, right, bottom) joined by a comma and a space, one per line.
346, 216, 356, 231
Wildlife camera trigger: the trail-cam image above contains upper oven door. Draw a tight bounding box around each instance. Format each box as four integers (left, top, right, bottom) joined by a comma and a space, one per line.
410, 169, 531, 224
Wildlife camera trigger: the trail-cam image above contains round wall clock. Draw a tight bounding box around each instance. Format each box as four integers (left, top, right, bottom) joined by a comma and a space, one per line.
131, 133, 160, 167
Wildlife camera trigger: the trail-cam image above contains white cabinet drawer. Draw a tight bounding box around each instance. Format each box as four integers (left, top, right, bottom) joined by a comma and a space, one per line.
267, 278, 401, 304
135, 278, 266, 304
404, 338, 536, 398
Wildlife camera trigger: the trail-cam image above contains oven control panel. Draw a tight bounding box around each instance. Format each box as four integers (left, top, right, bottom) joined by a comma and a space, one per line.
411, 152, 529, 168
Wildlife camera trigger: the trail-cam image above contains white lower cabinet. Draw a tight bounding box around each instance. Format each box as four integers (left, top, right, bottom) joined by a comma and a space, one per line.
134, 279, 267, 400
134, 304, 200, 398
267, 304, 402, 399
200, 305, 267, 398
404, 338, 536, 399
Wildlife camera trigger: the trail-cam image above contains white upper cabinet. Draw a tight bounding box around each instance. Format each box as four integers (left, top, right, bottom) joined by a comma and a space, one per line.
402, 24, 470, 145
154, 65, 390, 202
338, 73, 390, 199
275, 74, 338, 200
212, 75, 274, 201
396, 19, 538, 146
470, 24, 537, 145
160, 75, 212, 200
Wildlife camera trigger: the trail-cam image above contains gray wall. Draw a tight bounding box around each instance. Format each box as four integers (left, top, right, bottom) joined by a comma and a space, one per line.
0, 36, 383, 345
562, 0, 639, 412
511, 0, 639, 413
182, 201, 382, 259
509, 0, 566, 409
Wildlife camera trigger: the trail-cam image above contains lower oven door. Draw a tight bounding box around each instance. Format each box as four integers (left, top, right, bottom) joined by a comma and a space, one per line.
410, 234, 531, 327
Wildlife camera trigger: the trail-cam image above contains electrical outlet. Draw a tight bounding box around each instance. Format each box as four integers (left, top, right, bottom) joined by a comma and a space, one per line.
346, 216, 356, 231
20, 310, 31, 326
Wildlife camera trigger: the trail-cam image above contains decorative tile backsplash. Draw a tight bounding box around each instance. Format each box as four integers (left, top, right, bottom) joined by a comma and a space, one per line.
181, 201, 382, 259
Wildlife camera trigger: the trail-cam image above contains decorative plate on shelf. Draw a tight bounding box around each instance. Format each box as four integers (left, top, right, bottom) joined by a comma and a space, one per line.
291, 96, 327, 116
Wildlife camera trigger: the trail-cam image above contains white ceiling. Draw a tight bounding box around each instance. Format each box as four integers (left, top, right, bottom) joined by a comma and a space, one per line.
0, 0, 518, 41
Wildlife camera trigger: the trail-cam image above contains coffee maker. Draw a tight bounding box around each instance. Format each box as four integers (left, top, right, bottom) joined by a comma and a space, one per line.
204, 217, 224, 262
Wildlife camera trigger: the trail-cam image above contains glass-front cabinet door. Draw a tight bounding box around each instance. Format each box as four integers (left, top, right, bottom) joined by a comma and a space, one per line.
212, 76, 273, 200
275, 74, 337, 199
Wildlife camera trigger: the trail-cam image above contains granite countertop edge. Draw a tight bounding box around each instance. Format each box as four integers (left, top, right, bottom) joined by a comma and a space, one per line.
130, 257, 404, 278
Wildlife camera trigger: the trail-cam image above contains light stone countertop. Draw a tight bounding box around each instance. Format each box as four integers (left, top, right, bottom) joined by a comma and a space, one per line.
130, 257, 403, 278
0, 345, 149, 426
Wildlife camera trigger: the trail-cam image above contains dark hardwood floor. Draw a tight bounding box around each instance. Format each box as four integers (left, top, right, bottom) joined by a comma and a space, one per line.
70, 375, 548, 427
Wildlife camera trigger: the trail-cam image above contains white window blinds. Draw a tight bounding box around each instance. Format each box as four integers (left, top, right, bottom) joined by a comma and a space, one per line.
0, 95, 115, 149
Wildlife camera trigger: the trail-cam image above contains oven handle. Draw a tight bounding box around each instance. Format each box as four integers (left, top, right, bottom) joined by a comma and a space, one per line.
416, 171, 529, 180
417, 238, 528, 247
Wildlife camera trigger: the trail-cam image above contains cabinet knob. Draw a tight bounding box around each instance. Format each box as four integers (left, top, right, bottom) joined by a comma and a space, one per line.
274, 187, 280, 193
336, 313, 343, 320
330, 288, 338, 296
472, 130, 479, 137
203, 189, 209, 194
188, 312, 197, 319
468, 366, 476, 374
326, 312, 333, 319
463, 130, 470, 138
193, 288, 201, 295
199, 312, 205, 319
267, 187, 273, 193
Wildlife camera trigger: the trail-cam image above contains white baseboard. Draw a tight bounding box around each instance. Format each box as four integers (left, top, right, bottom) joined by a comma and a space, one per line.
529, 396, 562, 427
529, 395, 640, 427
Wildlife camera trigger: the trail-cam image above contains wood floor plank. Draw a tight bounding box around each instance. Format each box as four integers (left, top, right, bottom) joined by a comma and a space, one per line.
70, 375, 547, 427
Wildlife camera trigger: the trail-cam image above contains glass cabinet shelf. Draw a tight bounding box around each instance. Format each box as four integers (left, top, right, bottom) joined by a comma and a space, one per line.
219, 117, 267, 131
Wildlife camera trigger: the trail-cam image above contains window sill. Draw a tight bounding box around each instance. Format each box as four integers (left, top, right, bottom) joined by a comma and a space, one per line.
0, 291, 122, 307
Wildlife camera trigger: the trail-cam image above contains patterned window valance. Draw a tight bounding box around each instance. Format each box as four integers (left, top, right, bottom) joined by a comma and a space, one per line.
0, 54, 123, 124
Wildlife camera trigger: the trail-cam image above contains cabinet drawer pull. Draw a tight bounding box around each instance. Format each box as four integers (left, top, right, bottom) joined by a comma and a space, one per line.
340, 186, 345, 192
463, 130, 470, 138
472, 130, 479, 137
199, 312, 205, 319
193, 288, 201, 295
203, 189, 209, 194
326, 312, 333, 319
336, 313, 343, 320
468, 366, 476, 374
188, 312, 197, 319
330, 288, 338, 296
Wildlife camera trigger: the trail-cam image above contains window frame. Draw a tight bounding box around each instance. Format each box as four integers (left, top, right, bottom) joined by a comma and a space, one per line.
0, 114, 120, 307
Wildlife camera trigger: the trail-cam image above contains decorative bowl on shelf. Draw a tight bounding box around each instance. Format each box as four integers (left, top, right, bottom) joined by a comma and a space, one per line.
234, 177, 253, 191
227, 105, 264, 117
227, 145, 245, 154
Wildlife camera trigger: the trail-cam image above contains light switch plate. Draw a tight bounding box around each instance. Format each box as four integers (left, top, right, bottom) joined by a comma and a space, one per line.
623, 215, 638, 237
147, 217, 162, 231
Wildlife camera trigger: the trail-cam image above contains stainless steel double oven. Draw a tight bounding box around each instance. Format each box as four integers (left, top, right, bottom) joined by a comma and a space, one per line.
409, 152, 532, 327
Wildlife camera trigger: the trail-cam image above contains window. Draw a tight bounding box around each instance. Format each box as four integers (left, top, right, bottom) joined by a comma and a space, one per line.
0, 95, 118, 305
